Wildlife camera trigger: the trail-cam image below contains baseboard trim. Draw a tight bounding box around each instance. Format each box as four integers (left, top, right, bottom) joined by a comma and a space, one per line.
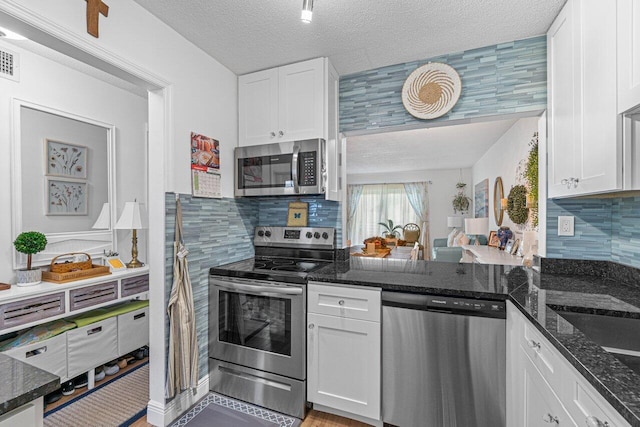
312, 403, 383, 427
146, 375, 210, 426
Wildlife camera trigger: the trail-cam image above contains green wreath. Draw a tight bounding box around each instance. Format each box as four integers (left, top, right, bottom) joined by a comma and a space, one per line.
507, 185, 528, 224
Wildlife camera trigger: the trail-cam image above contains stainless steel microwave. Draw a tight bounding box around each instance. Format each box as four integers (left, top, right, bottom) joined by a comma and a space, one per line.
234, 139, 326, 197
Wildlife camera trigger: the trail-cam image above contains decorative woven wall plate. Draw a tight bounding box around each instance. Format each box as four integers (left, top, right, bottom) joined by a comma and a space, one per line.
402, 62, 462, 119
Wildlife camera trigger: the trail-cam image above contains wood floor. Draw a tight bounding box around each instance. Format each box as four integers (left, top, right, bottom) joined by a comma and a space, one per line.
130, 409, 370, 427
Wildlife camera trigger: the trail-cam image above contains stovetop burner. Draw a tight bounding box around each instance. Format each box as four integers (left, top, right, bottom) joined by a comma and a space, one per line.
209, 226, 336, 284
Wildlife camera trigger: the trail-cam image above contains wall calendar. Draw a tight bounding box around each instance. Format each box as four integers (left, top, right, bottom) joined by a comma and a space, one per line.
190, 132, 222, 198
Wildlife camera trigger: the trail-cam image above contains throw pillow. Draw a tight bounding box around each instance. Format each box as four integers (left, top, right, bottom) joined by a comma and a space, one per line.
447, 228, 459, 247
456, 233, 470, 246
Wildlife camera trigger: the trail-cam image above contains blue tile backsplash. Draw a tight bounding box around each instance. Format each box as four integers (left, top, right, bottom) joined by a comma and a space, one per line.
547, 196, 640, 268
164, 193, 258, 383
339, 36, 547, 133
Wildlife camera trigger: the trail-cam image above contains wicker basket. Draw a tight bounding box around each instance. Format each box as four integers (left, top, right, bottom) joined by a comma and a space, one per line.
49, 252, 93, 273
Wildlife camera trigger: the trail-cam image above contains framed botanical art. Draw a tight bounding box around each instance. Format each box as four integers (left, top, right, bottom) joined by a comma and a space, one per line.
46, 179, 88, 215
45, 139, 88, 179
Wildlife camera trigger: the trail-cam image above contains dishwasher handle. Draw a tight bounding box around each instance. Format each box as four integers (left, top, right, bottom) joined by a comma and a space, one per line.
382, 291, 506, 319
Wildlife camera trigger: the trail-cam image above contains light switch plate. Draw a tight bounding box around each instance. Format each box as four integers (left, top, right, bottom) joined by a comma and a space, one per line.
558, 216, 575, 236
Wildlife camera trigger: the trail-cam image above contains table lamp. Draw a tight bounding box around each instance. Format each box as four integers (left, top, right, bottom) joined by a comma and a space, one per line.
465, 217, 489, 246
92, 202, 111, 229
447, 216, 463, 229
115, 201, 147, 268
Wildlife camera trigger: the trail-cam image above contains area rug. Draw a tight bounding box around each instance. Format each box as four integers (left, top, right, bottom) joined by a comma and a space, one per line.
44, 362, 148, 427
170, 392, 301, 427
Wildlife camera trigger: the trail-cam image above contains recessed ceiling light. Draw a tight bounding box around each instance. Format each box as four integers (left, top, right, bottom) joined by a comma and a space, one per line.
0, 26, 27, 40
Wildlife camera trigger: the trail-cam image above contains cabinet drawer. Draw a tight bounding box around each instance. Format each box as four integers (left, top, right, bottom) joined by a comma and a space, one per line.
3, 333, 67, 380
67, 317, 117, 377
0, 293, 65, 331
308, 283, 380, 322
520, 318, 564, 395
117, 307, 149, 355
564, 369, 630, 427
121, 274, 149, 297
69, 282, 117, 311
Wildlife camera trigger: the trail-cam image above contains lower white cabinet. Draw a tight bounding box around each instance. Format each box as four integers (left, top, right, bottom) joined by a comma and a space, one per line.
307, 283, 381, 422
0, 397, 43, 427
517, 345, 577, 426
507, 302, 630, 427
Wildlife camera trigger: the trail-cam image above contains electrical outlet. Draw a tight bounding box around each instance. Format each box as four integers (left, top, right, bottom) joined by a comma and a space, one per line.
558, 216, 575, 236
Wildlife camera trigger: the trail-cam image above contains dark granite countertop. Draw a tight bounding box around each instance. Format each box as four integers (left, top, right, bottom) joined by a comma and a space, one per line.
0, 353, 59, 416
309, 257, 640, 426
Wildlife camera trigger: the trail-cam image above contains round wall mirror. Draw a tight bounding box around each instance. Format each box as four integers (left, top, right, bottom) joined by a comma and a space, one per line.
493, 177, 504, 226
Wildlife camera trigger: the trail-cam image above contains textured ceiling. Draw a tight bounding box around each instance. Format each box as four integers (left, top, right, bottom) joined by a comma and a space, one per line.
132, 0, 565, 75
347, 118, 518, 175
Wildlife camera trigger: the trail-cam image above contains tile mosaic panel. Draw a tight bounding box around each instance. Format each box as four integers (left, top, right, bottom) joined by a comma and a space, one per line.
545, 198, 613, 261
256, 195, 342, 247
164, 193, 258, 381
611, 196, 640, 268
339, 36, 547, 133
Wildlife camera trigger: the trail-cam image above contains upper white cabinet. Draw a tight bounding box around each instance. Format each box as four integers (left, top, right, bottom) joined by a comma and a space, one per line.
547, 0, 622, 198
618, 0, 640, 114
239, 58, 330, 147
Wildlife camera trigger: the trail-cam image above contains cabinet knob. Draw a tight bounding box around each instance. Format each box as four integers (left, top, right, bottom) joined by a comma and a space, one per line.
527, 339, 541, 351
270, 132, 276, 138
308, 323, 314, 329
543, 413, 559, 424
586, 416, 609, 427
561, 177, 580, 189
338, 300, 345, 306
278, 130, 284, 137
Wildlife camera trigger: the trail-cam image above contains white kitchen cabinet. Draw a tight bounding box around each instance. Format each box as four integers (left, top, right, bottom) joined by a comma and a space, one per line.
239, 58, 327, 147
0, 397, 43, 427
307, 283, 381, 423
618, 0, 640, 114
547, 0, 622, 198
325, 64, 342, 202
507, 302, 631, 427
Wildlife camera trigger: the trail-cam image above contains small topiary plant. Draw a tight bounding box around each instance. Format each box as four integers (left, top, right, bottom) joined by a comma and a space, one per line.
13, 231, 47, 270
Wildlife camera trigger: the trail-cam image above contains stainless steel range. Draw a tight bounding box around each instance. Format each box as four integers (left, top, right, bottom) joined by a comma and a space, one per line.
209, 226, 335, 419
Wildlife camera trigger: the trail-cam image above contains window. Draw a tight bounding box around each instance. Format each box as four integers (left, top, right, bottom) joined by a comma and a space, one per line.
350, 184, 419, 245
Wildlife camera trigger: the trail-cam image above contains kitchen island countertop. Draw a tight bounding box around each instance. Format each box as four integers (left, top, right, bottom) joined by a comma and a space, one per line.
309, 256, 640, 426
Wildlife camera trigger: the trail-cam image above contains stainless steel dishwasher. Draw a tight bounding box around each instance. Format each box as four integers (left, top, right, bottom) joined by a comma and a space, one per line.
382, 291, 506, 427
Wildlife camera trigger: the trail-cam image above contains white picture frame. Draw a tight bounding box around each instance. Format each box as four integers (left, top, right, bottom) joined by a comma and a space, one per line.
45, 139, 88, 179
46, 178, 88, 216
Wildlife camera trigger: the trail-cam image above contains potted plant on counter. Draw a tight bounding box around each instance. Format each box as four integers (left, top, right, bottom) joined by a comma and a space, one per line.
378, 219, 403, 240
13, 231, 47, 286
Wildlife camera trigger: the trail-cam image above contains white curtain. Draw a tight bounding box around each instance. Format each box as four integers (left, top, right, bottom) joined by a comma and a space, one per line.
346, 184, 363, 245
404, 182, 430, 260
350, 184, 419, 246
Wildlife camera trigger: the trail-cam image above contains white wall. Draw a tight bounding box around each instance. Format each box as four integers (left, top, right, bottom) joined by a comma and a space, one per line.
0, 40, 147, 281
0, 1, 239, 423
472, 117, 539, 238
347, 167, 473, 244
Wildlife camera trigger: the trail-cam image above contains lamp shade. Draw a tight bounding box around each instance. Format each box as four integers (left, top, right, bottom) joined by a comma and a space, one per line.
447, 216, 463, 228
92, 203, 111, 229
115, 202, 148, 230
465, 217, 489, 236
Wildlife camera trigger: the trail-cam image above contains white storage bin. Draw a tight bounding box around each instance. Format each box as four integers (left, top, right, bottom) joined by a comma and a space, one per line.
117, 307, 148, 356
3, 333, 67, 380
67, 317, 117, 378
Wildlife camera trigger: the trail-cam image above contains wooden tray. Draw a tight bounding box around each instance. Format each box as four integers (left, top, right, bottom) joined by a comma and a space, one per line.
42, 264, 111, 283
351, 248, 392, 258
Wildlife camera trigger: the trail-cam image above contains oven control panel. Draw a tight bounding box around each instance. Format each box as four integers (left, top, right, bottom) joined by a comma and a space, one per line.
254, 226, 335, 249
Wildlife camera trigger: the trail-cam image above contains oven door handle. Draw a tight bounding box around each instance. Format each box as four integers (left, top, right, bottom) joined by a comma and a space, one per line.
292, 144, 300, 193
211, 278, 303, 296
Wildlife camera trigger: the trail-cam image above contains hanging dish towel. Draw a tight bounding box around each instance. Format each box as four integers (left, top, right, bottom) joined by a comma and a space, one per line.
166, 198, 198, 399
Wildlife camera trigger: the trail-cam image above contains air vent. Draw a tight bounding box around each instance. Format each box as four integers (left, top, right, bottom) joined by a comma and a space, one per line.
0, 48, 19, 81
